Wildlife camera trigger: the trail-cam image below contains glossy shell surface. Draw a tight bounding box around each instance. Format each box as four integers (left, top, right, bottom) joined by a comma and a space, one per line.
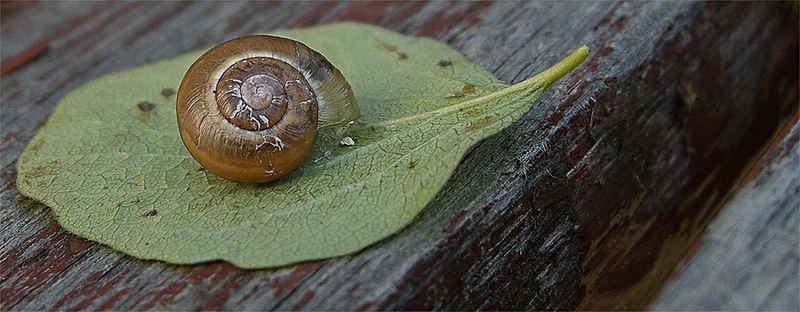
176, 35, 358, 182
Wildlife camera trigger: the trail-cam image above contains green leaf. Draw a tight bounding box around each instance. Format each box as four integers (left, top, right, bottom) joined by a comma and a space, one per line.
17, 22, 588, 268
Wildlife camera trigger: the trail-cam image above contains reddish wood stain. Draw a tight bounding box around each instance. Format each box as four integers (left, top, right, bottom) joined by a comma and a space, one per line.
72, 3, 139, 54
355, 300, 375, 311
50, 270, 105, 308
293, 1, 340, 27
568, 136, 595, 164
65, 266, 132, 311
292, 289, 316, 310
584, 45, 614, 72
385, 1, 430, 25
95, 288, 131, 311
335, 1, 398, 24
444, 209, 467, 233
201, 270, 245, 310
0, 225, 91, 306
0, 39, 49, 75
235, 283, 263, 305
269, 261, 321, 297
0, 1, 32, 17
346, 282, 360, 295
186, 262, 238, 287
136, 279, 188, 310
1, 132, 17, 146
417, 2, 492, 37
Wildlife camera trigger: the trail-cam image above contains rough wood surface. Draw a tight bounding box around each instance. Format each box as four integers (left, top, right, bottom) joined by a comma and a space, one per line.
1, 2, 797, 310
652, 116, 800, 310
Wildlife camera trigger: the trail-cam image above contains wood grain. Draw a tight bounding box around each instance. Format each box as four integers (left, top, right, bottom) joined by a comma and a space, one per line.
1, 2, 797, 310
652, 116, 800, 310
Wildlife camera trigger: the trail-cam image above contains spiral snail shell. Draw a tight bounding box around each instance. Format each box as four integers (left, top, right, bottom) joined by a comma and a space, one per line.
176, 35, 358, 183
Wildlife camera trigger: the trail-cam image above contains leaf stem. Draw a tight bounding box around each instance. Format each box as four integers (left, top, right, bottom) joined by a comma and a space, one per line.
504, 45, 590, 94
537, 45, 590, 85
373, 45, 590, 128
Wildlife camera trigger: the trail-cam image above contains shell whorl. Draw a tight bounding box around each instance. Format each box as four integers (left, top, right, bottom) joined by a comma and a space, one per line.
176, 35, 358, 183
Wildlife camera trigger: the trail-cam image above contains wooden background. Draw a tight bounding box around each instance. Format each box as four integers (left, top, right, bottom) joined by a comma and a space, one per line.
1, 1, 797, 310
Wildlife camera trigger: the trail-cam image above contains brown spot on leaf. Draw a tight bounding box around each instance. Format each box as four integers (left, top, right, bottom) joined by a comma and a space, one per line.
408, 161, 416, 169
161, 87, 175, 97
380, 42, 398, 52
379, 42, 409, 60
466, 115, 494, 131
143, 209, 158, 217
25, 138, 44, 156
438, 60, 452, 67
137, 101, 155, 112
28, 161, 60, 178
446, 83, 479, 99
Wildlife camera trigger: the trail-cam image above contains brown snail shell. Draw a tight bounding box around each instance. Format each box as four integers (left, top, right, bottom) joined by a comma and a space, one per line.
176, 35, 358, 183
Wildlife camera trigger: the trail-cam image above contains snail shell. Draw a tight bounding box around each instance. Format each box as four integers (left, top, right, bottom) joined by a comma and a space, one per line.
176, 35, 358, 183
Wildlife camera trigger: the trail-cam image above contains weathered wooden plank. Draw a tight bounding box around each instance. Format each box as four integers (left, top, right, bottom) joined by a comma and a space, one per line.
652, 117, 800, 310
1, 1, 797, 310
